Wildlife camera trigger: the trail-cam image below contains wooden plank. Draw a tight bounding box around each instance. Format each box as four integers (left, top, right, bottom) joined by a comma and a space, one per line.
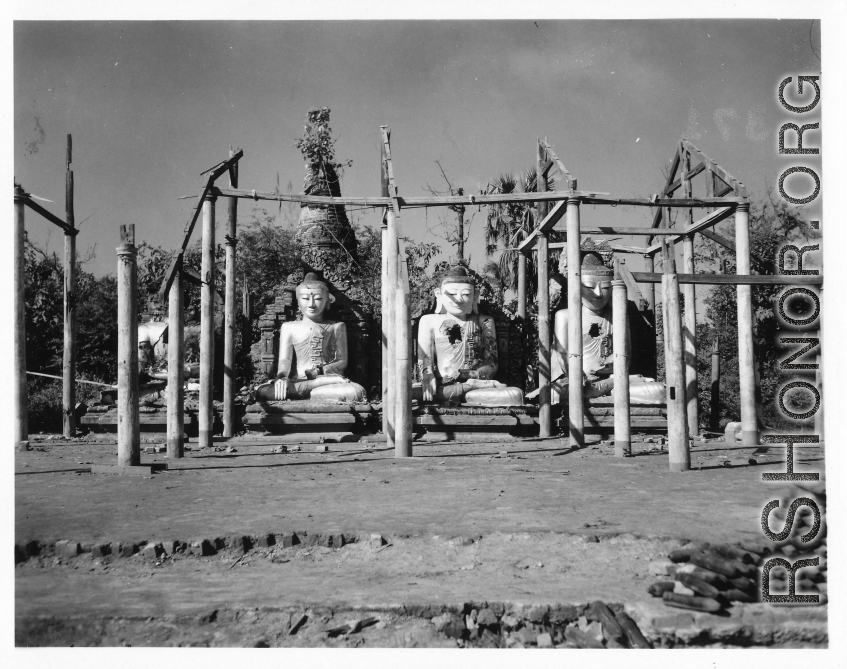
241, 413, 356, 425
665, 162, 706, 195
580, 196, 742, 208
630, 273, 822, 286
539, 139, 576, 188
22, 197, 76, 235
642, 206, 735, 254
517, 200, 567, 253
681, 139, 746, 197
414, 415, 517, 427
63, 135, 77, 438
618, 263, 648, 309
158, 149, 244, 304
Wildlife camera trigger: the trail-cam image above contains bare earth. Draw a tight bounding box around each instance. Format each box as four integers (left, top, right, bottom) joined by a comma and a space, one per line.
15, 433, 827, 648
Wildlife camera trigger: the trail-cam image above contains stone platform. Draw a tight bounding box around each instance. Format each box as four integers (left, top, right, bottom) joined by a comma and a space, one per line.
80, 398, 668, 437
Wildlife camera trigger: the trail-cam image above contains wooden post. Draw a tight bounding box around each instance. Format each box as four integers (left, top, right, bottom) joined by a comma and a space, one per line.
14, 185, 28, 450
63, 134, 77, 438
536, 141, 552, 438
395, 248, 413, 457
566, 197, 584, 448
167, 254, 185, 458
612, 259, 631, 456
734, 202, 759, 446
681, 149, 699, 438
682, 234, 698, 437
380, 138, 391, 437
385, 209, 398, 450
199, 195, 216, 450
222, 149, 238, 438
517, 253, 527, 320
662, 240, 690, 472
710, 257, 725, 429
117, 224, 140, 466
710, 333, 720, 430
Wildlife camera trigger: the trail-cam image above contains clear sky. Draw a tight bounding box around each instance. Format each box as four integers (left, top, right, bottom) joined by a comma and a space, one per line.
14, 18, 822, 282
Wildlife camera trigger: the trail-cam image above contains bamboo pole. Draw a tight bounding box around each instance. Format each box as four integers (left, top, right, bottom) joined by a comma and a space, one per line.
63, 134, 77, 438
199, 196, 216, 450
117, 224, 140, 466
662, 240, 690, 472
613, 259, 631, 457
222, 148, 238, 438
395, 245, 413, 457
517, 254, 527, 320
14, 185, 28, 450
566, 197, 584, 448
167, 255, 185, 459
734, 202, 758, 446
537, 141, 552, 438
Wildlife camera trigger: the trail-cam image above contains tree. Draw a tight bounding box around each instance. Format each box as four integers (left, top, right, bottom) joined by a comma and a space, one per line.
695, 196, 821, 430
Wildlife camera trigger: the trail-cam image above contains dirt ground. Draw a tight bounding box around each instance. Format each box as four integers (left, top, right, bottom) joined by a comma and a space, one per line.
15, 432, 828, 648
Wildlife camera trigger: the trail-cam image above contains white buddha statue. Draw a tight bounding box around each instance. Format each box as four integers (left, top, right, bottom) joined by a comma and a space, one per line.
552, 251, 664, 404
255, 273, 366, 402
415, 265, 523, 406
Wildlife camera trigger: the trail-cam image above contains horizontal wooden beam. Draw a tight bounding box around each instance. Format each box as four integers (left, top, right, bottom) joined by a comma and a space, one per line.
580, 196, 741, 208
23, 197, 76, 235
681, 139, 746, 197
631, 272, 822, 286
211, 186, 607, 208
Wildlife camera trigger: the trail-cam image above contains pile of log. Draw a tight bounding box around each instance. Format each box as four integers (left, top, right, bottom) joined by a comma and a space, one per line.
648, 543, 763, 613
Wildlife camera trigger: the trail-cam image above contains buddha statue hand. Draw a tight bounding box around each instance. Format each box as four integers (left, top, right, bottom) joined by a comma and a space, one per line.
273, 377, 289, 401
422, 368, 437, 402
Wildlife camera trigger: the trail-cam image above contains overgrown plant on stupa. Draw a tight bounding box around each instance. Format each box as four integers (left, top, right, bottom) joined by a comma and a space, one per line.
253, 108, 377, 395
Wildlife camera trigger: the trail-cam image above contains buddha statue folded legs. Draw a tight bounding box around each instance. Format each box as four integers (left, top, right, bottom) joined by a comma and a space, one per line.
254, 273, 366, 403
415, 265, 523, 406
552, 250, 665, 404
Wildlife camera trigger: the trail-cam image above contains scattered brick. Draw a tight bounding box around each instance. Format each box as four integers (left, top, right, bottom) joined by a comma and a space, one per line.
91, 543, 111, 558
117, 542, 138, 558
276, 532, 298, 548
55, 540, 82, 559
142, 543, 163, 559
369, 533, 384, 550
527, 605, 549, 624
476, 608, 498, 628
255, 533, 275, 548
536, 632, 553, 648
189, 539, 216, 556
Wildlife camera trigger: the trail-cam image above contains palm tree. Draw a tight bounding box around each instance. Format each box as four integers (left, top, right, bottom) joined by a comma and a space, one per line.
483, 167, 555, 301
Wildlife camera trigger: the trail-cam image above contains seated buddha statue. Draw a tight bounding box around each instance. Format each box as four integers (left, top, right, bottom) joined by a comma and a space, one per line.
415, 265, 523, 406
255, 273, 366, 403
552, 251, 664, 404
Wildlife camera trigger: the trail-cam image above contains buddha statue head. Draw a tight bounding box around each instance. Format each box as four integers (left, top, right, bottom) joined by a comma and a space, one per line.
434, 265, 478, 318
580, 251, 613, 312
296, 272, 335, 322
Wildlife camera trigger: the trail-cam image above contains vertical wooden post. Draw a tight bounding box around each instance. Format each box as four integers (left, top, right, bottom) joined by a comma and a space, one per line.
222, 149, 238, 438
710, 258, 724, 430
681, 150, 699, 437
167, 254, 185, 458
536, 141, 552, 438
566, 197, 584, 448
117, 224, 140, 466
380, 139, 391, 437
662, 240, 690, 472
734, 202, 758, 446
710, 334, 720, 430
395, 248, 413, 457
385, 209, 398, 450
682, 234, 698, 436
517, 254, 527, 320
199, 195, 216, 450
612, 259, 631, 457
63, 135, 77, 438
14, 185, 28, 450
